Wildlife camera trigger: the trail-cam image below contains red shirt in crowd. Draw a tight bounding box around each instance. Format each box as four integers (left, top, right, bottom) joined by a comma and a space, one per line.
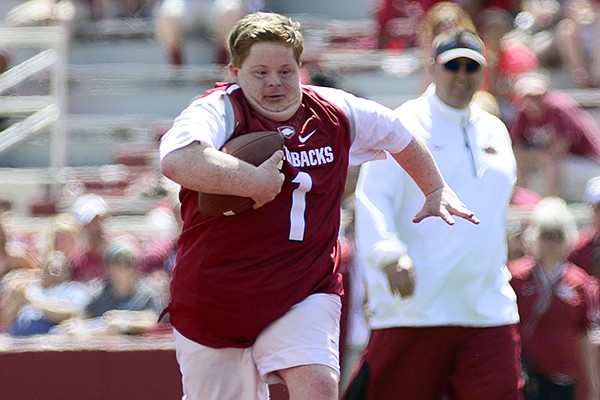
509, 256, 599, 395
70, 248, 105, 282
510, 90, 600, 161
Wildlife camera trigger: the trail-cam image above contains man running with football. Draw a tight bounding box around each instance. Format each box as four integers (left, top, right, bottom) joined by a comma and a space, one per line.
159, 11, 479, 400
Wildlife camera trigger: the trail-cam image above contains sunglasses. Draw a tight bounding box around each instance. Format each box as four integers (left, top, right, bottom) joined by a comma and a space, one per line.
442, 59, 481, 74
539, 229, 565, 242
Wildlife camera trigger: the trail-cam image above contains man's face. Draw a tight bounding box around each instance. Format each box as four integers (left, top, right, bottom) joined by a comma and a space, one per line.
229, 42, 302, 122
433, 57, 483, 109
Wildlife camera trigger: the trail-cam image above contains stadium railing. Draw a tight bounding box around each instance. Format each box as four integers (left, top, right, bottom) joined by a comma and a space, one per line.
0, 26, 69, 170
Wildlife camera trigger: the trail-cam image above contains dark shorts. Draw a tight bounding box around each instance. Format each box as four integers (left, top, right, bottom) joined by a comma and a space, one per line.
343, 325, 524, 400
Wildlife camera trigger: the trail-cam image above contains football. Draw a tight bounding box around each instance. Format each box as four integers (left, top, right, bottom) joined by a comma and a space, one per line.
198, 131, 285, 216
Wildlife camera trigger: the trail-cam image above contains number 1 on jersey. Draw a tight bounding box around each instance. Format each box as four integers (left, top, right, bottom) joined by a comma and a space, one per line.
289, 172, 312, 241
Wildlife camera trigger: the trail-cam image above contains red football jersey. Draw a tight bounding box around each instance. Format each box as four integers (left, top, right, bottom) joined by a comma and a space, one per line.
169, 84, 350, 348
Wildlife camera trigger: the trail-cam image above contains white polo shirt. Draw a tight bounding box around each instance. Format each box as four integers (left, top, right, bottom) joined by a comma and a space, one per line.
355, 85, 520, 328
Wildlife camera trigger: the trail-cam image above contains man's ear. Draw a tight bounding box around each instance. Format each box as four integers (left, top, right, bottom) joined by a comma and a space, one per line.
228, 63, 238, 80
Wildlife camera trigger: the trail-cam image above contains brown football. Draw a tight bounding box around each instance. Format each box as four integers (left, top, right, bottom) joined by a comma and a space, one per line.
198, 131, 285, 216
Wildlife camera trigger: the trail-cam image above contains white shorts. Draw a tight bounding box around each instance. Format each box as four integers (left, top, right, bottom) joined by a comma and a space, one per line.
174, 293, 341, 400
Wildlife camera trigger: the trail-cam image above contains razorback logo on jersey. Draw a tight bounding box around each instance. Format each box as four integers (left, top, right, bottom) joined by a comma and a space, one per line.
278, 126, 295, 139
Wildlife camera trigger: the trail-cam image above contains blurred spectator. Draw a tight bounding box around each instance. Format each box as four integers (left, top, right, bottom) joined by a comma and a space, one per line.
0, 251, 89, 337
139, 201, 180, 307
373, 0, 522, 51
45, 213, 81, 259
373, 0, 431, 50
515, 0, 564, 67
415, 1, 476, 91
4, 0, 93, 28
4, 0, 155, 29
508, 197, 600, 400
0, 213, 86, 334
555, 0, 600, 88
0, 269, 39, 332
568, 176, 600, 280
0, 218, 38, 280
81, 234, 165, 334
510, 71, 600, 202
69, 193, 111, 282
141, 201, 179, 276
153, 0, 263, 65
477, 7, 539, 126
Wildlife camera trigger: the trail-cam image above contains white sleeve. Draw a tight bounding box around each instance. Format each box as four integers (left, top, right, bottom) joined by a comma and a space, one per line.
159, 91, 230, 160
354, 155, 409, 271
310, 86, 414, 165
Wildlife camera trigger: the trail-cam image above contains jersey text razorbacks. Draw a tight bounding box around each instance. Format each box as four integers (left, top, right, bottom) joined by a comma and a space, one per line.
284, 146, 334, 168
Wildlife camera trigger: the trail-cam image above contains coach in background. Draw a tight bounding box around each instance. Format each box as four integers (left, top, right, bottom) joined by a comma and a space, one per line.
344, 29, 522, 400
